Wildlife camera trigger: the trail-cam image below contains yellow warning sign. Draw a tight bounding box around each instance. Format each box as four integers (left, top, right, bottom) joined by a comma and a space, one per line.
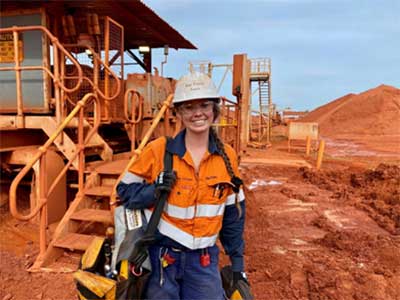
0, 33, 24, 63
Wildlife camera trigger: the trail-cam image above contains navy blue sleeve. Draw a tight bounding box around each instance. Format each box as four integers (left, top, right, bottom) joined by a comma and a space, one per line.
219, 200, 245, 272
116, 181, 156, 209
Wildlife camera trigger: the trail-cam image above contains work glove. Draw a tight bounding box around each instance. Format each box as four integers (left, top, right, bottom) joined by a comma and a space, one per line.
232, 271, 253, 300
233, 271, 249, 286
154, 170, 176, 198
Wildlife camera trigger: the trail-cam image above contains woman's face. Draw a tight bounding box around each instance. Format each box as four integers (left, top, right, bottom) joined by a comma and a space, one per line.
177, 99, 215, 134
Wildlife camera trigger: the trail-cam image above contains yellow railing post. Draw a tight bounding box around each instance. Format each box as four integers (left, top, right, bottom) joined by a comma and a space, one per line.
13, 28, 24, 128
316, 139, 325, 170
306, 136, 311, 156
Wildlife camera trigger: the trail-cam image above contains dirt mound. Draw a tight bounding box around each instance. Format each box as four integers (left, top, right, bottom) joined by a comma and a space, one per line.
301, 84, 400, 137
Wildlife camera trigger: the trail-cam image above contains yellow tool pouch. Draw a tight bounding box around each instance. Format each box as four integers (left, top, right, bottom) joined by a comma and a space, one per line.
74, 270, 116, 300
80, 237, 106, 271
74, 237, 117, 300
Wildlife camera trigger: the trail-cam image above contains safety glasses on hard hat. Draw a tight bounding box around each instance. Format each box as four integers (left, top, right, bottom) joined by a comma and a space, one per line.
178, 100, 214, 115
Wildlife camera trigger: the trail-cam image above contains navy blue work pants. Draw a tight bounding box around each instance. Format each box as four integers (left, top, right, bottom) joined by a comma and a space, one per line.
145, 244, 225, 300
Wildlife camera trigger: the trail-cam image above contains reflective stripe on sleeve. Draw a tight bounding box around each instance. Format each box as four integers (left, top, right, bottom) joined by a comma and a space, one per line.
225, 188, 245, 206
121, 172, 145, 184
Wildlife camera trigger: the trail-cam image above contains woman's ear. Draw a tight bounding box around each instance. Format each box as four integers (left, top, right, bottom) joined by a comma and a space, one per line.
175, 110, 182, 121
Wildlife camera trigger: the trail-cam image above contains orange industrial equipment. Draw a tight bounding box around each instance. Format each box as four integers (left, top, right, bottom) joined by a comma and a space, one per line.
0, 0, 196, 271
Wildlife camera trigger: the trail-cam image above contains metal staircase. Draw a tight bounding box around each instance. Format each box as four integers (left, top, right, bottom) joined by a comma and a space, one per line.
34, 159, 127, 269
250, 58, 272, 145
258, 80, 270, 122
21, 94, 174, 271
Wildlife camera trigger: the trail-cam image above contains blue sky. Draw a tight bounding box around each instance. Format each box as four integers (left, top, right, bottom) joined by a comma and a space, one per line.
139, 0, 399, 111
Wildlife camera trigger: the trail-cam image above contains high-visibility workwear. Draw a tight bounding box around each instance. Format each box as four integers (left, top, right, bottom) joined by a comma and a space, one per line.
117, 129, 245, 272
173, 71, 220, 104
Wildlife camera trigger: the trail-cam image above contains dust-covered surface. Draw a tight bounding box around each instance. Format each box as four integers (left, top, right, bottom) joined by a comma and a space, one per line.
0, 208, 77, 300
242, 162, 400, 300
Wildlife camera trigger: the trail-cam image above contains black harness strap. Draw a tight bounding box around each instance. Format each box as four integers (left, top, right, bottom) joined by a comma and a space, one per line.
143, 137, 173, 236
129, 137, 173, 269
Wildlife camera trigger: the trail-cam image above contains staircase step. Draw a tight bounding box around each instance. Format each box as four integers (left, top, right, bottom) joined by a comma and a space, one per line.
85, 185, 114, 197
71, 208, 113, 224
94, 159, 130, 175
53, 233, 101, 251
85, 143, 105, 149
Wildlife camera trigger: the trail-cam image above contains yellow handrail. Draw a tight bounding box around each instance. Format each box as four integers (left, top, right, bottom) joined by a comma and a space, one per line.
9, 93, 99, 221
110, 94, 174, 205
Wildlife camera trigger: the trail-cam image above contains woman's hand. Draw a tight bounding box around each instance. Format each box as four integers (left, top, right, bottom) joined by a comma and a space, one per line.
155, 170, 177, 197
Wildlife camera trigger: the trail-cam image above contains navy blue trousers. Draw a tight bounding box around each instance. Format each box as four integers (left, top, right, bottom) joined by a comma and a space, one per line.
145, 244, 224, 300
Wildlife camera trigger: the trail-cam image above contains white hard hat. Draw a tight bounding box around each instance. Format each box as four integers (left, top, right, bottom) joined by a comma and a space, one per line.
173, 71, 220, 104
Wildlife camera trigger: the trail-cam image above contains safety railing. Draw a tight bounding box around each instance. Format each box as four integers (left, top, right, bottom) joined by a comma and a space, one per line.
62, 44, 122, 123
110, 94, 174, 205
9, 92, 101, 257
63, 45, 122, 101
250, 57, 271, 76
214, 97, 241, 153
250, 110, 268, 143
0, 26, 83, 126
124, 89, 144, 154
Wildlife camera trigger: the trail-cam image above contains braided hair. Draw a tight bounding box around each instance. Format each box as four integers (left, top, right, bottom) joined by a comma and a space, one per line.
210, 101, 243, 218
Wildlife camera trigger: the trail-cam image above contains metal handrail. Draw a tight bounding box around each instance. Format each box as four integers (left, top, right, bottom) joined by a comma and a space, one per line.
63, 45, 121, 101
250, 57, 271, 74
124, 89, 144, 124
215, 96, 241, 153
0, 26, 83, 93
110, 94, 174, 205
9, 93, 99, 221
124, 89, 144, 154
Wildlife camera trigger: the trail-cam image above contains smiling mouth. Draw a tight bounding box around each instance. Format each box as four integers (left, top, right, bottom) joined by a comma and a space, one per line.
192, 120, 207, 125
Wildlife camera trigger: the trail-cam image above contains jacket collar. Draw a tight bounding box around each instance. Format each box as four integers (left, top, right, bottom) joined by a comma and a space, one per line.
166, 129, 220, 158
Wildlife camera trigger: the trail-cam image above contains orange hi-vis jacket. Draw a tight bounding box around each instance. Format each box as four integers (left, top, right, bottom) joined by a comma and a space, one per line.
123, 130, 245, 251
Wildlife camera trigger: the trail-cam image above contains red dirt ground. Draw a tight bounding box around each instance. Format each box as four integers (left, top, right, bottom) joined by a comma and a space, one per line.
1, 149, 399, 300
1, 85, 399, 300
241, 158, 400, 300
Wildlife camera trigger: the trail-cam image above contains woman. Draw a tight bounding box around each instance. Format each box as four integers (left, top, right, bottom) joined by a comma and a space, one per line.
117, 71, 248, 300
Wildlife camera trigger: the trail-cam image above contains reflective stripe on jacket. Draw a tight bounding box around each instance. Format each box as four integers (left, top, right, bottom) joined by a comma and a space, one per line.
127, 130, 245, 250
